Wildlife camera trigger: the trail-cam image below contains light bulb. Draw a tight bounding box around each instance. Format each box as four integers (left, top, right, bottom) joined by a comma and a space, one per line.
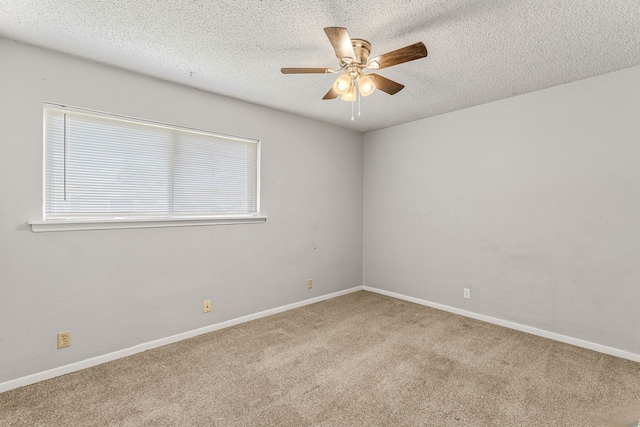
333, 74, 352, 95
358, 75, 376, 97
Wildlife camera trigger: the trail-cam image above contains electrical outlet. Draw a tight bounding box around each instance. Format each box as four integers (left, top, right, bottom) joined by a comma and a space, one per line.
203, 300, 211, 313
57, 332, 70, 349
307, 279, 312, 289
464, 288, 471, 300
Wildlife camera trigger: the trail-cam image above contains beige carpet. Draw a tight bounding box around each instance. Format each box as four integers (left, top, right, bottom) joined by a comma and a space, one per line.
1, 291, 639, 426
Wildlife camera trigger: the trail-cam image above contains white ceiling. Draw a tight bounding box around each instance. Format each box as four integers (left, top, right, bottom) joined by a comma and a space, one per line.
1, 1, 639, 132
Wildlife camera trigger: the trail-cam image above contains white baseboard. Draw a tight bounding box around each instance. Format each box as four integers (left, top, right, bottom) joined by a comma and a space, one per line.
364, 286, 640, 363
4, 284, 636, 393
0, 286, 364, 393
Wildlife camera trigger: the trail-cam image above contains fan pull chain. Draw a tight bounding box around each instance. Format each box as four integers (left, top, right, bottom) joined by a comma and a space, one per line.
358, 88, 361, 117
351, 96, 354, 121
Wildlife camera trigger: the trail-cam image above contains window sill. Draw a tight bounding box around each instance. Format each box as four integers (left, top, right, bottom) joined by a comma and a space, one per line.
29, 215, 268, 232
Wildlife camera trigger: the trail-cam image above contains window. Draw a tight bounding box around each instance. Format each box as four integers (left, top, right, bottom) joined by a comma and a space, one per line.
31, 103, 265, 232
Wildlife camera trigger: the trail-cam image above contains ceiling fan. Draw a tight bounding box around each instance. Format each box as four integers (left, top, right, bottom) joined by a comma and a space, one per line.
281, 27, 428, 103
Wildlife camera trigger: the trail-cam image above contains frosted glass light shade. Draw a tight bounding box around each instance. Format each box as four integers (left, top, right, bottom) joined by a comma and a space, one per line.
358, 75, 376, 96
333, 74, 352, 95
341, 84, 357, 102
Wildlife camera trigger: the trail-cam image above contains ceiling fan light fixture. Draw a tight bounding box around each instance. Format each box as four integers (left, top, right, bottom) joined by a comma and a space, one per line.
333, 74, 352, 95
358, 74, 376, 96
341, 84, 357, 102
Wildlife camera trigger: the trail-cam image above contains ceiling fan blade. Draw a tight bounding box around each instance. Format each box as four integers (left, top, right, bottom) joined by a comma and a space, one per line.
369, 42, 427, 70
323, 86, 339, 100
324, 27, 356, 63
281, 68, 333, 74
369, 74, 404, 95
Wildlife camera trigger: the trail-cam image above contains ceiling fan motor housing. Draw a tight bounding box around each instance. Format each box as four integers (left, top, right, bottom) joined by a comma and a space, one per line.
346, 39, 371, 67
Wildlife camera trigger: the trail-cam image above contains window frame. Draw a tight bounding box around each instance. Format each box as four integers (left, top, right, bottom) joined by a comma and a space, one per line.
30, 103, 266, 232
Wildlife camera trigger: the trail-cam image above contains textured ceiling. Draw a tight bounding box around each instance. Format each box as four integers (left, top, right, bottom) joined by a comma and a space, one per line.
1, 1, 639, 132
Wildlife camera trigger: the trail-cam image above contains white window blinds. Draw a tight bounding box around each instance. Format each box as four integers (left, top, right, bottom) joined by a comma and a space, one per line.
43, 104, 259, 220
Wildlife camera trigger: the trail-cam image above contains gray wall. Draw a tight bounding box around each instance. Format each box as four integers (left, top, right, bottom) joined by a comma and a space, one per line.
0, 38, 363, 384
364, 66, 640, 355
